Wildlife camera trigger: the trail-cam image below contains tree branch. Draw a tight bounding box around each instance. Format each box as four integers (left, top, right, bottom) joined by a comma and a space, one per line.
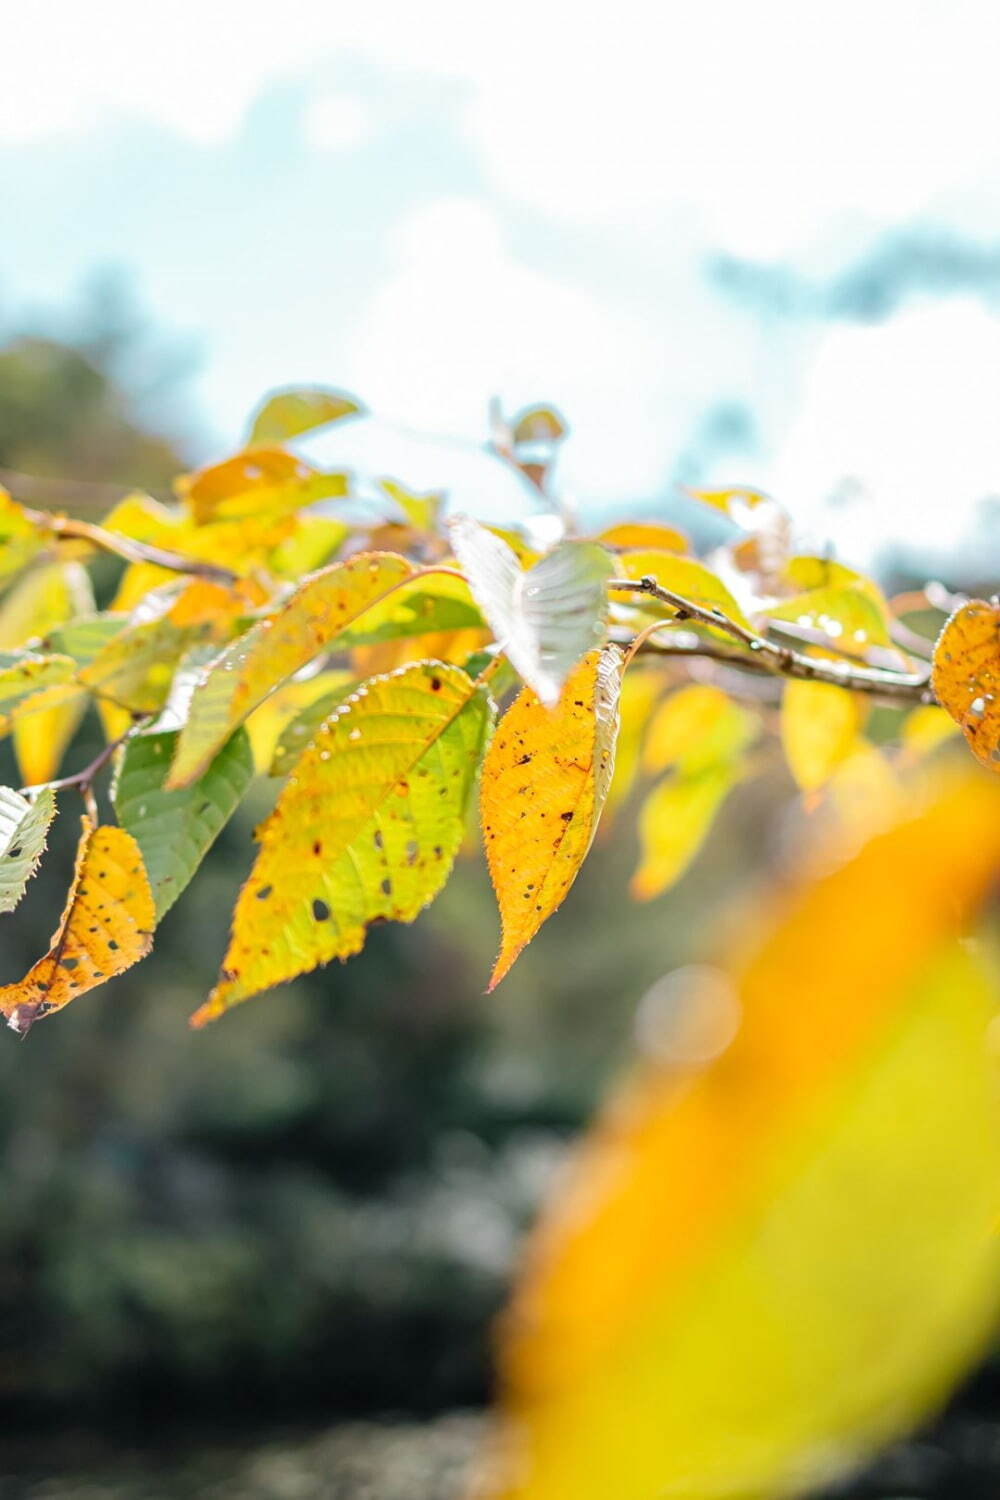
25, 510, 240, 586
610, 575, 936, 705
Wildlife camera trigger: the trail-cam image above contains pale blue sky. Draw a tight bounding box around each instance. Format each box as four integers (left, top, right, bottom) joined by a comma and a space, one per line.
5, 1, 1000, 564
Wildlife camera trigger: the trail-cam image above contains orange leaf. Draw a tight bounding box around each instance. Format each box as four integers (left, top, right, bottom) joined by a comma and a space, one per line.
0, 820, 154, 1035
932, 599, 1000, 771
481, 647, 621, 990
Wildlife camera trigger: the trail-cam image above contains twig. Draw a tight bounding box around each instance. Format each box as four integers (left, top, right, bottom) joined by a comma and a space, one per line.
25, 510, 240, 585
611, 575, 936, 705
22, 715, 154, 802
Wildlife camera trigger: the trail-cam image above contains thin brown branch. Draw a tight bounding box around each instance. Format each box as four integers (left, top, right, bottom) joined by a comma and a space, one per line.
25, 510, 239, 585
611, 575, 936, 705
22, 715, 154, 800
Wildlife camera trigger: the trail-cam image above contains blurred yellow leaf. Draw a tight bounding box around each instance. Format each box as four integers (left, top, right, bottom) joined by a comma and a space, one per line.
0, 489, 45, 584
0, 820, 154, 1035
487, 772, 1000, 1500
602, 668, 660, 824
611, 549, 753, 632
763, 583, 897, 659
643, 683, 756, 776
595, 522, 689, 554
247, 386, 363, 443
781, 679, 866, 793
630, 762, 740, 901
684, 484, 771, 517
380, 477, 444, 533
480, 647, 621, 990
932, 599, 1000, 771
176, 446, 349, 525
901, 702, 961, 763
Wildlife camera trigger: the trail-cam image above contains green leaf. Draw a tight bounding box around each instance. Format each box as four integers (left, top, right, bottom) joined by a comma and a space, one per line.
337, 589, 484, 648
193, 661, 494, 1023
113, 728, 254, 919
248, 387, 364, 443
448, 515, 613, 705
47, 614, 129, 665
167, 552, 414, 788
269, 677, 356, 776
0, 785, 56, 913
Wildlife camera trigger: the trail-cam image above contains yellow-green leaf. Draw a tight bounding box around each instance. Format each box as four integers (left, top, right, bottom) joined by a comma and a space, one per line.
0, 489, 45, 584
630, 761, 740, 900
481, 647, 621, 990
194, 661, 493, 1024
611, 549, 753, 633
167, 552, 414, 788
642, 684, 757, 776
176, 446, 349, 525
247, 386, 363, 444
763, 583, 895, 658
379, 477, 444, 533
487, 772, 1000, 1500
0, 653, 77, 732
0, 820, 155, 1035
268, 676, 357, 776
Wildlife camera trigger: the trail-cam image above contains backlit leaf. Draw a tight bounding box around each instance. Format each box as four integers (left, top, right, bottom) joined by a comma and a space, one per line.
449, 515, 613, 705
177, 446, 349, 525
194, 661, 493, 1024
0, 653, 76, 732
248, 386, 363, 444
602, 668, 660, 824
642, 684, 757, 776
488, 772, 1000, 1500
763, 583, 896, 658
379, 477, 444, 533
167, 552, 414, 788
0, 489, 45, 584
481, 647, 621, 990
611, 549, 753, 632
932, 599, 1000, 771
0, 820, 154, 1035
781, 679, 866, 793
113, 728, 254, 918
595, 521, 689, 554
268, 676, 357, 776
684, 484, 771, 516
0, 785, 56, 913
631, 762, 740, 901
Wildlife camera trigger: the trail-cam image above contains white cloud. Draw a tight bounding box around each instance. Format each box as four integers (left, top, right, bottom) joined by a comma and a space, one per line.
303, 93, 368, 152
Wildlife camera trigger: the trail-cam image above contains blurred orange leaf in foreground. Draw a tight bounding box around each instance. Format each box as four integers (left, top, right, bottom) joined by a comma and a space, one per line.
482, 770, 1000, 1500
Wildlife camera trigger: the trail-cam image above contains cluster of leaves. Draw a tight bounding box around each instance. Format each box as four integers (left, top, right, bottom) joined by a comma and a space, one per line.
0, 383, 992, 1036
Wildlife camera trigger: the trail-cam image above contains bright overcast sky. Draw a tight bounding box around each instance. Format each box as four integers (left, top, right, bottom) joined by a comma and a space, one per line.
5, 0, 1000, 565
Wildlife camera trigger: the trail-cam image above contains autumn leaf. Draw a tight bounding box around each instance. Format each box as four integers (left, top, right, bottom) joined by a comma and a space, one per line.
642, 683, 756, 776
481, 647, 622, 990
176, 446, 349, 525
379, 478, 444, 533
0, 785, 56, 913
932, 599, 1000, 771
0, 820, 155, 1035
610, 549, 754, 632
268, 677, 357, 776
594, 521, 689, 554
193, 661, 494, 1025
684, 484, 772, 517
781, 678, 866, 793
763, 583, 898, 659
486, 772, 1000, 1500
449, 515, 613, 705
0, 489, 45, 584
247, 386, 363, 444
167, 552, 415, 788
0, 653, 77, 732
631, 763, 741, 900
113, 728, 254, 918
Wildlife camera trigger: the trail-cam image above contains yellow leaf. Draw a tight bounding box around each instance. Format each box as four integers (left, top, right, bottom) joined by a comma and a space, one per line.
642, 683, 756, 775
602, 668, 661, 824
380, 477, 444, 533
0, 488, 45, 584
244, 670, 354, 773
901, 702, 961, 763
481, 647, 622, 990
763, 583, 898, 659
611, 549, 753, 632
167, 552, 415, 788
630, 763, 741, 900
194, 661, 493, 1024
247, 386, 363, 443
781, 678, 866, 793
13, 684, 89, 786
595, 522, 689, 554
176, 446, 348, 525
0, 820, 154, 1035
932, 599, 1000, 771
487, 772, 1000, 1500
684, 484, 771, 517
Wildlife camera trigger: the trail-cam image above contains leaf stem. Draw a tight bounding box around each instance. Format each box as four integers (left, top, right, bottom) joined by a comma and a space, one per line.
611, 575, 936, 704
22, 716, 154, 802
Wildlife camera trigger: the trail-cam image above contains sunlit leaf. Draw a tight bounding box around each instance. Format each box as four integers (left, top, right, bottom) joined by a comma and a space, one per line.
268, 675, 357, 776
0, 489, 45, 585
642, 684, 757, 775
379, 477, 444, 533
177, 446, 350, 525
0, 819, 155, 1035
932, 599, 1000, 772
267, 517, 350, 578
611, 549, 754, 632
781, 679, 866, 793
763, 583, 897, 658
602, 668, 660, 824
488, 772, 1000, 1500
167, 552, 414, 788
0, 653, 77, 732
481, 647, 621, 990
247, 386, 363, 444
244, 670, 354, 773
450, 515, 613, 705
113, 728, 254, 918
783, 554, 884, 599
631, 762, 740, 901
595, 521, 689, 554
901, 703, 960, 763
0, 785, 56, 913
194, 661, 494, 1024
684, 484, 772, 517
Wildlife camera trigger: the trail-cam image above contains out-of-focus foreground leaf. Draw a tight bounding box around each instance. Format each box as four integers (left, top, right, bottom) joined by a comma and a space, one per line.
481, 647, 621, 991
0, 820, 155, 1035
247, 385, 363, 443
194, 661, 493, 1025
483, 772, 1000, 1500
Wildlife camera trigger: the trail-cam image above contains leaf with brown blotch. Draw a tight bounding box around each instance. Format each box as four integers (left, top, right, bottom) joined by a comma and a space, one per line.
481, 646, 622, 990
0, 820, 155, 1035
932, 599, 1000, 772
